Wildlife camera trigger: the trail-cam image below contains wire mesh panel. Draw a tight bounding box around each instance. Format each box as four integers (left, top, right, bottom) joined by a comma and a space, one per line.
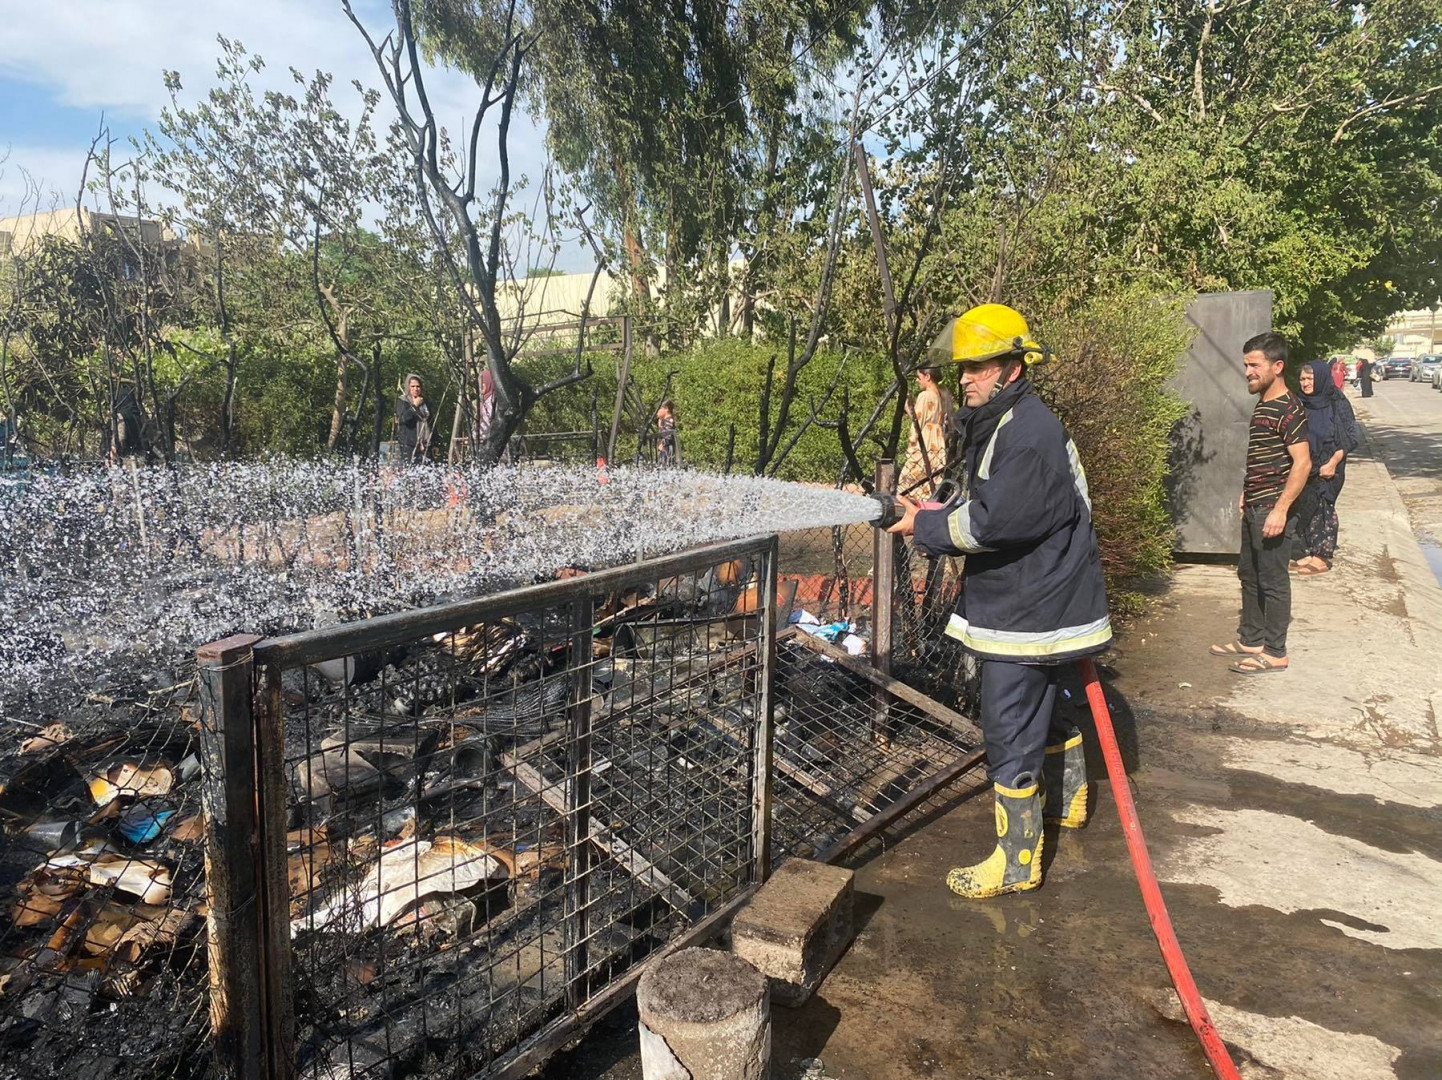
778, 523, 978, 714
0, 685, 213, 1080
890, 542, 977, 712
775, 524, 876, 626
768, 633, 985, 865
254, 538, 773, 1079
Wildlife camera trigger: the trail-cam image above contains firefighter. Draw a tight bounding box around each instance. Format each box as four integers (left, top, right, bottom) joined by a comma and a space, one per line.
885, 304, 1111, 898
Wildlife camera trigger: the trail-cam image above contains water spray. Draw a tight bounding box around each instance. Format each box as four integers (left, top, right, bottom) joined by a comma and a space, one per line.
0, 460, 881, 705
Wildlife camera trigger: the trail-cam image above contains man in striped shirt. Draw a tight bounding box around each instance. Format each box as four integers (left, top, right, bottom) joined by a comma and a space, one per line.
1211, 332, 1310, 674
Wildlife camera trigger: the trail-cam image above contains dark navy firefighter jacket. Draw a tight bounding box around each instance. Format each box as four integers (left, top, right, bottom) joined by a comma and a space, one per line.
912, 378, 1111, 663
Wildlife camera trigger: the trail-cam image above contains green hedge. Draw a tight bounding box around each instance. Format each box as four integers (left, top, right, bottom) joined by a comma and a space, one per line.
520, 338, 892, 481
1028, 289, 1194, 612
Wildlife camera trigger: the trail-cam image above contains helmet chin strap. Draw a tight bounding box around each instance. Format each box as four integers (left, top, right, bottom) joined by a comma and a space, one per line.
988, 356, 1023, 401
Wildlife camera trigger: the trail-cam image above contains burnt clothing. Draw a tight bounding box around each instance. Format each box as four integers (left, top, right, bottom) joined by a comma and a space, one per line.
979, 660, 1073, 788
912, 379, 1111, 663
395, 393, 432, 462
1238, 504, 1293, 658
1243, 393, 1308, 508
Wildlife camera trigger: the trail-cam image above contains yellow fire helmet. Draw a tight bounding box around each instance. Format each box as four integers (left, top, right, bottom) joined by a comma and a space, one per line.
929, 304, 1051, 366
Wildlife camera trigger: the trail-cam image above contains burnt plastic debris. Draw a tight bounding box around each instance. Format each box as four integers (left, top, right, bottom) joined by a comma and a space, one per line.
116, 800, 177, 845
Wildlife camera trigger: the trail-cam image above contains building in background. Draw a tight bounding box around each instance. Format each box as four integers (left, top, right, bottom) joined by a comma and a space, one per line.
1383, 306, 1442, 357
1, 206, 171, 250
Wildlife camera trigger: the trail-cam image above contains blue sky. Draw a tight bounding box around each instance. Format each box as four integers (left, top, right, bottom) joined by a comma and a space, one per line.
0, 0, 575, 260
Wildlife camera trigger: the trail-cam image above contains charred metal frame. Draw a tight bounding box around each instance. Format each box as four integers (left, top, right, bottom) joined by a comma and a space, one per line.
196, 530, 986, 1080
199, 537, 779, 1080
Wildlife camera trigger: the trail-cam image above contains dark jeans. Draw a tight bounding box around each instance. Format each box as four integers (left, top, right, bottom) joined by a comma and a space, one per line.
979, 660, 1068, 788
1238, 504, 1292, 658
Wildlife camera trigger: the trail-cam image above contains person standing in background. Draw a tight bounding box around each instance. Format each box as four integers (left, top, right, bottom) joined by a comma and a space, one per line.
396, 373, 433, 464
898, 366, 954, 497
1292, 360, 1359, 576
1210, 332, 1310, 674
1358, 356, 1374, 398
656, 400, 679, 466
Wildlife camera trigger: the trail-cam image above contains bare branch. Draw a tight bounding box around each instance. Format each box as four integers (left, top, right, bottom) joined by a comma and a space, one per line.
1331, 85, 1442, 145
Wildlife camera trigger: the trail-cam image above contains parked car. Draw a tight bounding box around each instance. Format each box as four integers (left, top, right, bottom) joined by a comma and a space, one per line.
1409, 354, 1442, 382
1432, 363, 1442, 391
1381, 356, 1413, 379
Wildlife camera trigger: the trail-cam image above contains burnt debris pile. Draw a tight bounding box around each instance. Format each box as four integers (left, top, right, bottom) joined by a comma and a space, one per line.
0, 686, 212, 1080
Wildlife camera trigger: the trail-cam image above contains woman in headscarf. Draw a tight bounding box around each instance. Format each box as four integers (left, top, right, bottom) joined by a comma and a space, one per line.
898, 366, 954, 497
395, 373, 433, 464
1292, 360, 1359, 575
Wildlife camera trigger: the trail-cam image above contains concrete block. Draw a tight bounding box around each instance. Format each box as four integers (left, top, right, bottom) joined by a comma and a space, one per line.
731, 858, 854, 1007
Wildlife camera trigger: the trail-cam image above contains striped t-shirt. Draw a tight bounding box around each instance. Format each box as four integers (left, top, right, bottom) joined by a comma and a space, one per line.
1244, 394, 1308, 507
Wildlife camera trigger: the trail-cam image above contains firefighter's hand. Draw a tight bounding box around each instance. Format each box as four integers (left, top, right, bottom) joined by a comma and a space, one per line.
886, 496, 920, 536
1262, 506, 1287, 539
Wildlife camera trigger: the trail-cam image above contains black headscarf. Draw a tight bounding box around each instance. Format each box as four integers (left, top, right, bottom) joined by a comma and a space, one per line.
1297, 360, 1339, 459
1297, 360, 1358, 495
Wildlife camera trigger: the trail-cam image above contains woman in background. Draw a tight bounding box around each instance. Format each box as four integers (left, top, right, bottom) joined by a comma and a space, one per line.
655, 400, 679, 466
898, 367, 954, 497
395, 373, 433, 463
1293, 360, 1359, 575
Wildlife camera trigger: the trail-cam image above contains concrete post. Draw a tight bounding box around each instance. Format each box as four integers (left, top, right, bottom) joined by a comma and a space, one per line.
636, 949, 770, 1080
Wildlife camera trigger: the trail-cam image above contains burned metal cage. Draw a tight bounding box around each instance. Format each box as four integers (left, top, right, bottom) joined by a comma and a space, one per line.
0, 527, 987, 1080
198, 537, 778, 1080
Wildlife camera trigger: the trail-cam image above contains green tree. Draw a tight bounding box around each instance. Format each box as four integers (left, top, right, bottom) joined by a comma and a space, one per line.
152, 38, 420, 454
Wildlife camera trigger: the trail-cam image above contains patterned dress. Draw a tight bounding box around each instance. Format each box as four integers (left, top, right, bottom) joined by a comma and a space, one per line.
898, 387, 952, 497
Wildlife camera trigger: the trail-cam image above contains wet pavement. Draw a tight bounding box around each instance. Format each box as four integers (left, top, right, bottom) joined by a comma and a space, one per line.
538, 392, 1442, 1080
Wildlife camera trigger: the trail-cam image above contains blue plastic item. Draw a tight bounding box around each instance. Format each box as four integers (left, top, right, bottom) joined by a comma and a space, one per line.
117, 802, 177, 844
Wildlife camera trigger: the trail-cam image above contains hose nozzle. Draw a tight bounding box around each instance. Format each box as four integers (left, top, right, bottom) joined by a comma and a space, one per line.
869, 493, 904, 529
870, 480, 960, 530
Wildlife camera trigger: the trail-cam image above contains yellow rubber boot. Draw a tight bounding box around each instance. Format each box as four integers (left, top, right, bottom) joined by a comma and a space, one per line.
946, 776, 1044, 899
1043, 727, 1089, 828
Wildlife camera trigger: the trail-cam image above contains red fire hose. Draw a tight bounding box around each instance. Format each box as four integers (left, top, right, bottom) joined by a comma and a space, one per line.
1076, 658, 1242, 1080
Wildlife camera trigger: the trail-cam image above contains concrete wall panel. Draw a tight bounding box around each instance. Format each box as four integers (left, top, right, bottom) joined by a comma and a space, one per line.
1167, 290, 1274, 556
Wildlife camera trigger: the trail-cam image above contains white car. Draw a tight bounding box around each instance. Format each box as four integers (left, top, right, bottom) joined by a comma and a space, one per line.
1409, 354, 1442, 382
1432, 364, 1442, 390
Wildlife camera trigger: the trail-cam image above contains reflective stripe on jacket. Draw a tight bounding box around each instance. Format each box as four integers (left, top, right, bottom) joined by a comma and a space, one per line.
912, 379, 1111, 663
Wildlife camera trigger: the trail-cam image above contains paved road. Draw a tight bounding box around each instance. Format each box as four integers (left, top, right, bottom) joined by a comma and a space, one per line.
1351, 378, 1442, 582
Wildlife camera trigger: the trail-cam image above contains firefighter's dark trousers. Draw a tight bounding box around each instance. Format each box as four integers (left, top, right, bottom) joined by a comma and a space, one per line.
979, 660, 1070, 788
